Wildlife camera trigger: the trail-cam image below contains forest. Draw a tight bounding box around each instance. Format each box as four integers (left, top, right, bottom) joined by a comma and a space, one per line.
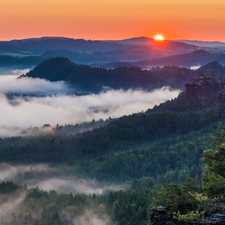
1, 74, 225, 224
22, 57, 225, 93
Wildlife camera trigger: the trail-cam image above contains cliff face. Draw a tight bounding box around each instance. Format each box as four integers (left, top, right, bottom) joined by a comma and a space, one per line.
185, 77, 225, 99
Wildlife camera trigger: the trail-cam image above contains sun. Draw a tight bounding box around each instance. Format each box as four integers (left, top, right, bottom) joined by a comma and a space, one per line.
154, 35, 164, 41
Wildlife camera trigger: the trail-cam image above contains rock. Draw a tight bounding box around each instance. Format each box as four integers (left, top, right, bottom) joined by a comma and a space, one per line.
165, 222, 176, 225
150, 206, 177, 225
208, 213, 225, 224
185, 76, 225, 99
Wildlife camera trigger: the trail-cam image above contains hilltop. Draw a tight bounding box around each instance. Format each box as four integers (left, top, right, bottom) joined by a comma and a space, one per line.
23, 57, 197, 92
23, 57, 225, 93
96, 50, 225, 68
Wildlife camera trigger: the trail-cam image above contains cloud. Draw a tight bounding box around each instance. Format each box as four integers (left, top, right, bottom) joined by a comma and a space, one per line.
0, 87, 180, 131
0, 69, 180, 135
26, 178, 122, 195
0, 163, 49, 181
0, 163, 123, 195
0, 75, 71, 94
0, 192, 26, 223
0, 68, 31, 75
71, 210, 110, 225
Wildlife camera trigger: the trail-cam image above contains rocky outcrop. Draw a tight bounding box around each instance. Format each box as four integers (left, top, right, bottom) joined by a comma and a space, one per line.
185, 77, 225, 99
150, 206, 175, 225
151, 206, 225, 225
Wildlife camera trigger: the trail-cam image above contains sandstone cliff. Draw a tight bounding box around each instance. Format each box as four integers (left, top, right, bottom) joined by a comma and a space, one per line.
185, 76, 225, 99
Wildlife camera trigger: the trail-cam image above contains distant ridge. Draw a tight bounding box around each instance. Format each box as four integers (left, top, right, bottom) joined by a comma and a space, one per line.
10, 36, 75, 42
23, 57, 225, 93
0, 36, 198, 65
95, 50, 225, 68
178, 39, 225, 47
134, 50, 225, 67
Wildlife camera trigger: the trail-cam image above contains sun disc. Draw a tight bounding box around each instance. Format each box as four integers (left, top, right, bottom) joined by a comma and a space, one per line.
155, 35, 164, 40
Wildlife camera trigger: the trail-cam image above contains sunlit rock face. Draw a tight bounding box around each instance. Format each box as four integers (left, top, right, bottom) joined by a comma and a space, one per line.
185, 77, 225, 99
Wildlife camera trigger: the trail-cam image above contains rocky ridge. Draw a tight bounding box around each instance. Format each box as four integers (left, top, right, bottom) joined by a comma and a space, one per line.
185, 76, 225, 99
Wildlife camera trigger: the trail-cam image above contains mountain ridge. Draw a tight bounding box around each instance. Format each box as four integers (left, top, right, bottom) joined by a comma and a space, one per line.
22, 57, 225, 93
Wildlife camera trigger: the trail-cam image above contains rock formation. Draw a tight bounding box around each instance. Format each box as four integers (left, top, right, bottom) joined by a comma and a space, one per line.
150, 206, 225, 224
185, 76, 225, 99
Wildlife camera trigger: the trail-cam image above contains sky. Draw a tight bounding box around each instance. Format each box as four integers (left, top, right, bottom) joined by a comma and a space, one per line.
0, 0, 225, 42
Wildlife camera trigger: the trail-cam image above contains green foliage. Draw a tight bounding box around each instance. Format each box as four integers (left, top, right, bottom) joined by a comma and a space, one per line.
203, 128, 225, 196
0, 181, 19, 193
173, 211, 204, 222
1, 77, 225, 225
0, 181, 150, 225
26, 57, 202, 92
151, 183, 198, 213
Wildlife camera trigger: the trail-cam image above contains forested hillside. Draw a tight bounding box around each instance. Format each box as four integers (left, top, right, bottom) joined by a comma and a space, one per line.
1, 75, 225, 225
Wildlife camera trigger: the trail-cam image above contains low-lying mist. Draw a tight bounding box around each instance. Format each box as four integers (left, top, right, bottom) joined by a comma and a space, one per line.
0, 87, 180, 130
0, 75, 71, 94
26, 178, 122, 195
0, 68, 31, 75
0, 69, 180, 137
0, 163, 124, 195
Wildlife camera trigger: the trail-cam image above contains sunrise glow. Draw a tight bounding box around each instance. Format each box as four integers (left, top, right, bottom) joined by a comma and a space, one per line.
0, 0, 225, 41
154, 35, 164, 41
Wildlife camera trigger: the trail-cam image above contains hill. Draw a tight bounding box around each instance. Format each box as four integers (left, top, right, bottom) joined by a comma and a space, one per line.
178, 39, 225, 48
1, 75, 225, 224
24, 57, 198, 92
134, 50, 225, 67
0, 37, 198, 66
24, 57, 225, 93
93, 50, 225, 68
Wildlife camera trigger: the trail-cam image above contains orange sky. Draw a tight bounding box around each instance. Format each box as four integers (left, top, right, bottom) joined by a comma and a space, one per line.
1, 0, 225, 42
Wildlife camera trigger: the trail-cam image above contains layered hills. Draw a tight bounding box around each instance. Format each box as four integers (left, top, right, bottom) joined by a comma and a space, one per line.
1, 37, 225, 68
95, 50, 225, 68
23, 57, 225, 93
2, 73, 225, 224
0, 36, 198, 68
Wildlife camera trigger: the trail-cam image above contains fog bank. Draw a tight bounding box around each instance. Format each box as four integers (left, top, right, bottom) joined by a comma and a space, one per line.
0, 87, 180, 129
0, 163, 123, 195
0, 75, 71, 94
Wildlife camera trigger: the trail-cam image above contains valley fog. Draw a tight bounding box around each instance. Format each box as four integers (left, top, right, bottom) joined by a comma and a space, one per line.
0, 71, 180, 133
0, 163, 124, 195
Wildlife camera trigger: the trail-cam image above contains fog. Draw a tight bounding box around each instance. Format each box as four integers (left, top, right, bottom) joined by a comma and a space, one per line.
0, 70, 180, 137
0, 163, 49, 181
26, 178, 122, 195
0, 163, 123, 195
0, 68, 31, 75
0, 192, 26, 224
0, 87, 180, 130
0, 75, 71, 94
71, 210, 110, 225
